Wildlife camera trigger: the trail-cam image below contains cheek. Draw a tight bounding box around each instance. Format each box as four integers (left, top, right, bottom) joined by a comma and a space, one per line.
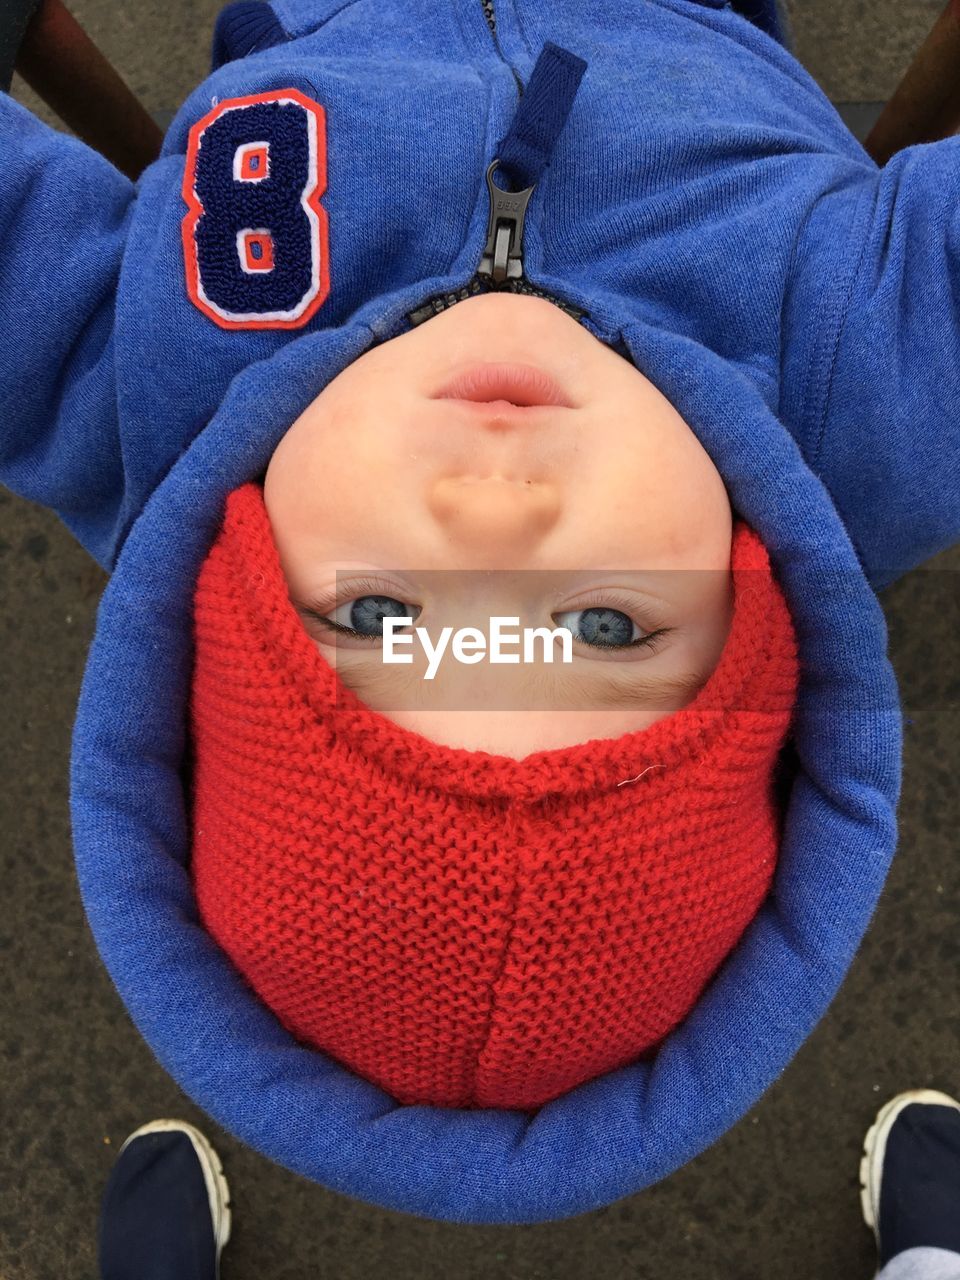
263, 409, 416, 594
266, 405, 381, 528
582, 451, 696, 564
601, 443, 730, 567
592, 388, 731, 554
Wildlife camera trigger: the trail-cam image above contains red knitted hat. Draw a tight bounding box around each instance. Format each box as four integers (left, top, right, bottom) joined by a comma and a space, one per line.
188, 482, 799, 1111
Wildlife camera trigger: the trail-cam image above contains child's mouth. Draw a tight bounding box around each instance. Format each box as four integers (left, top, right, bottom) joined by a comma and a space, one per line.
433, 362, 575, 408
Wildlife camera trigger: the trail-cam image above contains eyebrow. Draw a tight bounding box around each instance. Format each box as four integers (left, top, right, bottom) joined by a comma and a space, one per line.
521, 659, 710, 709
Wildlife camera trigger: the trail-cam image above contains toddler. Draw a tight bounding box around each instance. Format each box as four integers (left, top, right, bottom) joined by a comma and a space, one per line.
188, 289, 799, 1109
1, 0, 954, 1189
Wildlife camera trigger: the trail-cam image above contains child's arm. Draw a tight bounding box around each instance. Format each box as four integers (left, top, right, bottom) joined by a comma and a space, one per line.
0, 91, 135, 571
798, 136, 960, 592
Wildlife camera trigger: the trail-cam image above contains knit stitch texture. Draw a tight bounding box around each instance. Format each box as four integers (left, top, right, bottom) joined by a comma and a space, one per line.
189, 482, 800, 1110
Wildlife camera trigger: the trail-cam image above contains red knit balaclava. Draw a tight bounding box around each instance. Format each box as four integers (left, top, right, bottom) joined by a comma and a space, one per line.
189, 482, 799, 1111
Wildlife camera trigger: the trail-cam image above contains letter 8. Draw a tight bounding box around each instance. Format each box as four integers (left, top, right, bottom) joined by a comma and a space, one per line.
181, 89, 330, 329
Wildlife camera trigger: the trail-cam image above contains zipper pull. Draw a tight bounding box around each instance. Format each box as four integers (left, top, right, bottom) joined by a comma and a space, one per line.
476, 42, 587, 286
478, 158, 535, 285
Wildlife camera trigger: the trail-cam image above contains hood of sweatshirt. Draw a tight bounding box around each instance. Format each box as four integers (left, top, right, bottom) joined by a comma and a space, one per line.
4, 0, 958, 1226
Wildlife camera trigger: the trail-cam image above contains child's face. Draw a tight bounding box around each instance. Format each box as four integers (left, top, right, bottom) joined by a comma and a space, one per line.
263, 293, 734, 758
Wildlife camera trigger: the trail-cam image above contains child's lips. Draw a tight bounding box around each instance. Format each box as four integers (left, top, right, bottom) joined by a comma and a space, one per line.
439, 398, 558, 424
433, 362, 575, 409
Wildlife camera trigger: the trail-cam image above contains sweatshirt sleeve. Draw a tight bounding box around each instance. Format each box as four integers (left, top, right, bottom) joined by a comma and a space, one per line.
807, 136, 960, 593
0, 91, 135, 571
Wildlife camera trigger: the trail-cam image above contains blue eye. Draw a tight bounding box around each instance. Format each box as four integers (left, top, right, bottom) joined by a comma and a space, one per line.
301, 589, 668, 653
553, 606, 642, 649
327, 594, 418, 638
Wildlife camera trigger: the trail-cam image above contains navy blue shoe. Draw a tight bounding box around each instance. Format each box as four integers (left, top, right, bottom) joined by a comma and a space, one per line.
860, 1090, 960, 1269
98, 1119, 231, 1280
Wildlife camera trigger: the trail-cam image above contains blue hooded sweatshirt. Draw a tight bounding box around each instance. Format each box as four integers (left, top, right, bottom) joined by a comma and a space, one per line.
1, 0, 957, 1225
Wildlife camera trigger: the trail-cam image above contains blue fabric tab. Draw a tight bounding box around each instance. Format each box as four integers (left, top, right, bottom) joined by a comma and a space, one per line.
211, 0, 290, 72
495, 42, 587, 192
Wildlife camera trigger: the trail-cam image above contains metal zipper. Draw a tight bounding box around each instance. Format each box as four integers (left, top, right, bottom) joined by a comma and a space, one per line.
405, 0, 588, 331
407, 275, 587, 327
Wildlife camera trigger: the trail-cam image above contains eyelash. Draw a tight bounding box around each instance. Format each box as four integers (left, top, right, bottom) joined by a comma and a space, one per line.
301, 578, 672, 652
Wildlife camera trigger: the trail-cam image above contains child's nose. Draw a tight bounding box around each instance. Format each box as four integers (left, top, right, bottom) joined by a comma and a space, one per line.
426, 475, 561, 562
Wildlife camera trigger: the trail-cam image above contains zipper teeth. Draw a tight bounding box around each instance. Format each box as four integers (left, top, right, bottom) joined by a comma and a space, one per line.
407, 277, 587, 328
501, 278, 587, 319
408, 279, 489, 326
481, 0, 496, 36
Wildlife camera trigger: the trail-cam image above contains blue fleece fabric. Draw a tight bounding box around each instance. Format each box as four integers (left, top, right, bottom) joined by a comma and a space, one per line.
1, 0, 954, 1223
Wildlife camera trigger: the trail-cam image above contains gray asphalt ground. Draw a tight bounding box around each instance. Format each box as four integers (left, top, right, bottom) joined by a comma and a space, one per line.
3, 2, 959, 1277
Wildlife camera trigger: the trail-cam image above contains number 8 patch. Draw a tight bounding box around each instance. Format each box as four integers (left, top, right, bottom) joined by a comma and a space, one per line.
181, 89, 330, 329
